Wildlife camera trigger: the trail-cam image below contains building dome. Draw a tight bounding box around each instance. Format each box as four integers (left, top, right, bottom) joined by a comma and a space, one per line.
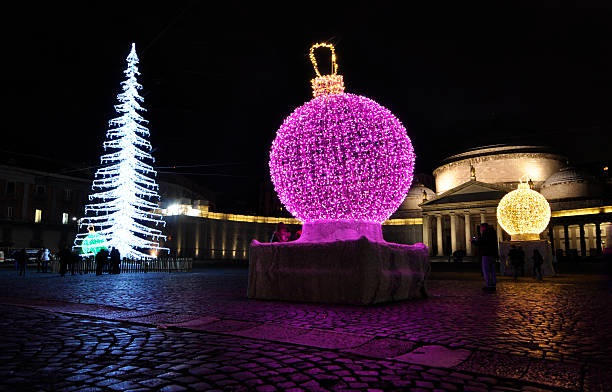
541, 167, 603, 200
399, 184, 436, 211
433, 145, 566, 194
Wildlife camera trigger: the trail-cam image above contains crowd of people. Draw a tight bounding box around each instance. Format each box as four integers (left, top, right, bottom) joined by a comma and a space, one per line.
10, 246, 122, 277
471, 222, 549, 292
507, 245, 544, 281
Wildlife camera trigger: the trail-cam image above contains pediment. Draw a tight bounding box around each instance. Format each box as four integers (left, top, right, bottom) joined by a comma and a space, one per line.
421, 180, 508, 206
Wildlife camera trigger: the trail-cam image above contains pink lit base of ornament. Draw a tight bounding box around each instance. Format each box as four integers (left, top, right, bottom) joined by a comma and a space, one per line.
248, 234, 430, 305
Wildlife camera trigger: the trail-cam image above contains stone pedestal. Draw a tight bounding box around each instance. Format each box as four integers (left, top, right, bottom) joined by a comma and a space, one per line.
248, 236, 430, 305
499, 240, 555, 277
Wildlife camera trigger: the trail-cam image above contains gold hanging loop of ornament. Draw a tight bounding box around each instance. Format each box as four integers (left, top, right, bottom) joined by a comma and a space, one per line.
310, 43, 338, 77
309, 43, 344, 97
518, 175, 530, 189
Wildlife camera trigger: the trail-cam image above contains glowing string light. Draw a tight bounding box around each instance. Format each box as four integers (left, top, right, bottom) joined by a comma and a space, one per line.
496, 177, 551, 241
309, 43, 345, 97
74, 43, 167, 259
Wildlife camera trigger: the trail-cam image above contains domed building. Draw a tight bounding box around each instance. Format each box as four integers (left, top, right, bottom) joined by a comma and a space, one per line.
418, 145, 611, 259
540, 167, 604, 201
540, 167, 610, 258
433, 145, 566, 194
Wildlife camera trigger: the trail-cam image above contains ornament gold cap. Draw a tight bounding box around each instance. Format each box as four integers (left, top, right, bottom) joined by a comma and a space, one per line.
309, 43, 345, 97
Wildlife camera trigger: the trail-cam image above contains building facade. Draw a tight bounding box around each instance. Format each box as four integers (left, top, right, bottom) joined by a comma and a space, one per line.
0, 164, 90, 249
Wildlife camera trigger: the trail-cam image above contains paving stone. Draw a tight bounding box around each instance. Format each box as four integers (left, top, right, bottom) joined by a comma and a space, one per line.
455, 350, 529, 379
139, 378, 171, 388
289, 329, 372, 349
394, 345, 471, 368
196, 319, 260, 333
108, 380, 142, 390
159, 385, 188, 392
231, 324, 310, 343
342, 337, 416, 359
522, 358, 582, 390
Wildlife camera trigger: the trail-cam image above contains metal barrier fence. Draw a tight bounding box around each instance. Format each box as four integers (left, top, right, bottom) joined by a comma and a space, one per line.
50, 258, 192, 274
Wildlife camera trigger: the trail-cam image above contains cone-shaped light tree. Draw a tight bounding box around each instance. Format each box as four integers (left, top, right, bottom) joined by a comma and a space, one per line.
74, 43, 167, 259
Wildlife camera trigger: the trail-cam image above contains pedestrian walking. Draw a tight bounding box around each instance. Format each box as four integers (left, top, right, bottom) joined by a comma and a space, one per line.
532, 249, 544, 281
17, 249, 28, 277
41, 248, 51, 273
472, 223, 499, 291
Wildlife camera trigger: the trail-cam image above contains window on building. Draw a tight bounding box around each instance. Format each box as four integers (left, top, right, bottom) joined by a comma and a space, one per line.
35, 209, 42, 223
64, 189, 72, 201
7, 206, 13, 218
62, 212, 69, 224
6, 181, 15, 195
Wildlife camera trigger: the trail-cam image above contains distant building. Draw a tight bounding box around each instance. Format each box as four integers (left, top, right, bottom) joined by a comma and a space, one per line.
419, 145, 611, 258
0, 163, 89, 249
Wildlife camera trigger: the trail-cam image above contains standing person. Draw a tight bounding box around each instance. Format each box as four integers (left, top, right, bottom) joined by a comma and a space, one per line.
41, 248, 51, 273
270, 222, 291, 242
472, 223, 499, 291
110, 248, 121, 274
292, 226, 303, 241
508, 245, 521, 281
17, 249, 28, 277
58, 247, 71, 277
517, 246, 526, 277
95, 248, 109, 276
70, 249, 80, 275
532, 249, 544, 281
36, 248, 43, 273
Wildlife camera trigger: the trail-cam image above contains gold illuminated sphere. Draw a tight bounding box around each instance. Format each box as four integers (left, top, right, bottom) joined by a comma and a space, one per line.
497, 182, 551, 241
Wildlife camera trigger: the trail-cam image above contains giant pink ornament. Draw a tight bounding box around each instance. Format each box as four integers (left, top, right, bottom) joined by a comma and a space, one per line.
269, 44, 415, 239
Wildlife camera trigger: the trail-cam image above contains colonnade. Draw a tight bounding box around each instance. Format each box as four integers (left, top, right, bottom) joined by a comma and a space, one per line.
549, 221, 611, 257
422, 210, 503, 256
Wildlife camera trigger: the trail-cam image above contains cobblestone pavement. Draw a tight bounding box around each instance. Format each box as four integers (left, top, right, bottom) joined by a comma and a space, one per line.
0, 268, 610, 391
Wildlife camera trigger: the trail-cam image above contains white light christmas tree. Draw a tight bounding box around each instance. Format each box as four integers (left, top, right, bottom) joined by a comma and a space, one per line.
74, 43, 167, 259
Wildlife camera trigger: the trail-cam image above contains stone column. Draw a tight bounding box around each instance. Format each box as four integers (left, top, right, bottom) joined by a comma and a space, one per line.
563, 225, 570, 253
422, 215, 431, 254
450, 213, 457, 253
548, 225, 555, 256
496, 222, 503, 244
464, 212, 472, 255
480, 211, 486, 224
436, 215, 443, 256
579, 224, 587, 257
595, 222, 602, 255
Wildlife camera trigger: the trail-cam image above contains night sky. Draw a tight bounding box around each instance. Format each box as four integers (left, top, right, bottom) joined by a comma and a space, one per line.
4, 3, 612, 212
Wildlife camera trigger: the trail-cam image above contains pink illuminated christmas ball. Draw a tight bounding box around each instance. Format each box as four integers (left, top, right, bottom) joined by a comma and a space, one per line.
270, 93, 415, 224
